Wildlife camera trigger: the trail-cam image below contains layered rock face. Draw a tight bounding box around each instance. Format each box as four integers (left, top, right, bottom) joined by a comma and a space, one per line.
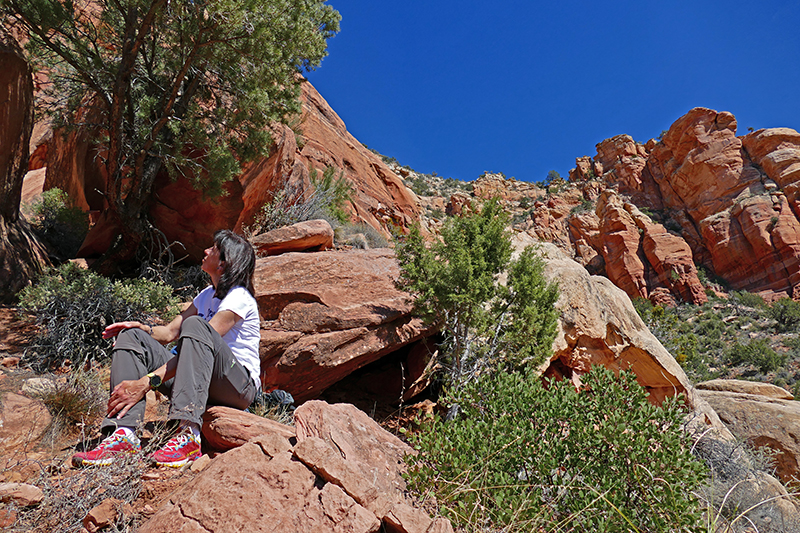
696, 379, 800, 485
41, 80, 419, 262
563, 108, 800, 302
253, 248, 438, 403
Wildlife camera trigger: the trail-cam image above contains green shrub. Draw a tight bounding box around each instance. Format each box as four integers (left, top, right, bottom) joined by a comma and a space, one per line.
725, 339, 787, 373
395, 199, 559, 389
18, 262, 180, 371
244, 165, 353, 237
769, 297, 800, 332
27, 188, 89, 259
406, 366, 706, 532
729, 290, 767, 310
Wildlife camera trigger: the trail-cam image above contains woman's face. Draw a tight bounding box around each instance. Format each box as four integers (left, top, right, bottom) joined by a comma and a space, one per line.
202, 244, 223, 276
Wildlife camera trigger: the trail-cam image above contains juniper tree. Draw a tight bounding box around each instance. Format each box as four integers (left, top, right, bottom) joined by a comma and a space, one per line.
4, 0, 340, 273
395, 198, 559, 389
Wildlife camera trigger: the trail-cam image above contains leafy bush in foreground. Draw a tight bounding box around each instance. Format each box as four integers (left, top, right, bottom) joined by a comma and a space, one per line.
19, 262, 180, 371
406, 366, 706, 532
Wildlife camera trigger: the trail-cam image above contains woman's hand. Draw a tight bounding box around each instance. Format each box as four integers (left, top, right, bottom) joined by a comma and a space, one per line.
107, 377, 149, 419
103, 321, 146, 339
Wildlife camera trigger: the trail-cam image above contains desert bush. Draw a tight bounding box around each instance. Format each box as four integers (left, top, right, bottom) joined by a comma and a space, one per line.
16, 451, 145, 532
27, 188, 89, 259
395, 198, 559, 389
334, 222, 389, 249
37, 370, 106, 440
244, 165, 353, 238
18, 262, 180, 371
729, 290, 766, 311
768, 298, 800, 332
405, 366, 706, 532
725, 339, 787, 374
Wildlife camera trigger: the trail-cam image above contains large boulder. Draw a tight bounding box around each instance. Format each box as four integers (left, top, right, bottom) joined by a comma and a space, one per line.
696, 380, 800, 485
251, 219, 334, 256
141, 401, 452, 533
523, 238, 705, 408
294, 401, 413, 507
254, 248, 438, 402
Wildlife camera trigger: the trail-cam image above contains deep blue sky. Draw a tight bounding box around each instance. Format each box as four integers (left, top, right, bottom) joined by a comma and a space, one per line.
306, 1, 800, 183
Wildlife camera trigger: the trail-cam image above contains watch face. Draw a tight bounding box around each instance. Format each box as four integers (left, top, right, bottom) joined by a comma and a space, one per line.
149, 374, 161, 389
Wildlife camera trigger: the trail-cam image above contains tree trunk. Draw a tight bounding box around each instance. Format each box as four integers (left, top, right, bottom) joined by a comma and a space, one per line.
0, 28, 49, 301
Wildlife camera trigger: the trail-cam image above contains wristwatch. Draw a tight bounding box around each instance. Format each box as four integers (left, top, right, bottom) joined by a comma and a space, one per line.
147, 372, 162, 390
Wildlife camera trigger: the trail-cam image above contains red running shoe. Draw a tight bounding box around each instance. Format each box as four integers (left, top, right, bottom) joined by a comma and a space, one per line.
72, 428, 141, 466
150, 428, 201, 468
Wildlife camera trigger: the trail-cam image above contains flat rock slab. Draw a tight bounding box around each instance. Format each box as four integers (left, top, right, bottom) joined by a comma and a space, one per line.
294, 401, 413, 504
202, 405, 295, 451
140, 444, 380, 533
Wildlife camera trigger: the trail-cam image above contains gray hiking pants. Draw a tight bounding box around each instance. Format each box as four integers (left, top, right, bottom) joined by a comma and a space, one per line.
101, 315, 258, 432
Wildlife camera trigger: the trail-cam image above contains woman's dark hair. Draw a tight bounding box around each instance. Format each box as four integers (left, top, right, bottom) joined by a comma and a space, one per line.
213, 230, 256, 299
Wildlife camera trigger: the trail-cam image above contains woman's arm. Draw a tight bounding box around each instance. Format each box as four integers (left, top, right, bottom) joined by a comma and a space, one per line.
102, 303, 198, 345
208, 309, 241, 338
107, 356, 179, 419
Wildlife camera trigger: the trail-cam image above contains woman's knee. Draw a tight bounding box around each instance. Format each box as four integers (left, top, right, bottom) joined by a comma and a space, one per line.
182, 315, 210, 334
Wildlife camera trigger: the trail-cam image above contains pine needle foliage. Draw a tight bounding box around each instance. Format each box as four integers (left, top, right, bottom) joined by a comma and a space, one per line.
406, 366, 707, 532
395, 198, 559, 389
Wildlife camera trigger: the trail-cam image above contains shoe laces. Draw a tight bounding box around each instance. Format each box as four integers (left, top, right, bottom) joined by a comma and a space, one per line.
163, 429, 197, 451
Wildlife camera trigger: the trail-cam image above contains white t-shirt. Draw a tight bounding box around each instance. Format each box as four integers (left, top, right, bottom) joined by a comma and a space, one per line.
193, 285, 261, 388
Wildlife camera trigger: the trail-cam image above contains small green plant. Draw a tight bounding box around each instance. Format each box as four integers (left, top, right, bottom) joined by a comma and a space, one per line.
18, 262, 180, 371
244, 165, 353, 238
769, 298, 800, 332
27, 188, 89, 259
725, 339, 787, 373
569, 197, 593, 215
729, 290, 767, 310
309, 165, 353, 225
406, 366, 706, 532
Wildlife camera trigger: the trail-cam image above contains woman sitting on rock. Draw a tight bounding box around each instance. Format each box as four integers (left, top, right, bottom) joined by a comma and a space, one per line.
73, 230, 260, 468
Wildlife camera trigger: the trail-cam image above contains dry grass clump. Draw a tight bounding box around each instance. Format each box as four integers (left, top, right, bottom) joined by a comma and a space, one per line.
10, 452, 145, 532
36, 370, 107, 443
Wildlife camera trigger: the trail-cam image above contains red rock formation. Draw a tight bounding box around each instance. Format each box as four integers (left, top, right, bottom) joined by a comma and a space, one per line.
551, 107, 800, 302
251, 219, 334, 256
596, 190, 648, 300
143, 401, 453, 533
254, 248, 438, 403
42, 80, 419, 262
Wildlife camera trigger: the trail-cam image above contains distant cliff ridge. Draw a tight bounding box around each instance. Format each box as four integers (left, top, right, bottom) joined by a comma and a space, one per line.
439, 107, 800, 305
